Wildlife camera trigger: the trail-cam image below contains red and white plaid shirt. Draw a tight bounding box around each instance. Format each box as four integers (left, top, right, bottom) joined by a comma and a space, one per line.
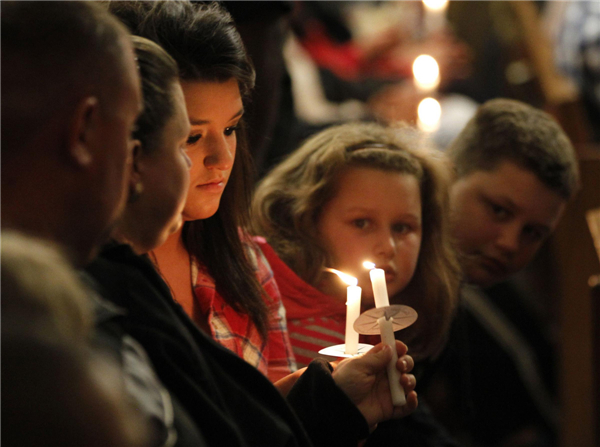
256, 239, 380, 369
190, 238, 297, 382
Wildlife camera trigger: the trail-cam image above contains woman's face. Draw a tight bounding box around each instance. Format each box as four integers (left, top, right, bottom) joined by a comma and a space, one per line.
316, 167, 423, 307
125, 82, 191, 253
180, 79, 242, 221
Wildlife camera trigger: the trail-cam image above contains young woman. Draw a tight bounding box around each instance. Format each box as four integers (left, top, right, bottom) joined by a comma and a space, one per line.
85, 28, 418, 447
110, 0, 295, 382
252, 121, 462, 366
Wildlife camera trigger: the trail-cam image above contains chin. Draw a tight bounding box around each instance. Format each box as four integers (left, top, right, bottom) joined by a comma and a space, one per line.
183, 205, 219, 221
467, 270, 502, 289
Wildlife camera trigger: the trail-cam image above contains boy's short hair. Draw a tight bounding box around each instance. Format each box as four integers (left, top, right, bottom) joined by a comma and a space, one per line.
447, 98, 580, 200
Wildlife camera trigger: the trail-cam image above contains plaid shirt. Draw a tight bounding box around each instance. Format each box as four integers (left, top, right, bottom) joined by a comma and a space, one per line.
190, 238, 297, 382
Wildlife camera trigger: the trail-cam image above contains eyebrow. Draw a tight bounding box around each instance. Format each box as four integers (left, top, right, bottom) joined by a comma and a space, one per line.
492, 195, 552, 233
189, 108, 244, 126
344, 207, 421, 221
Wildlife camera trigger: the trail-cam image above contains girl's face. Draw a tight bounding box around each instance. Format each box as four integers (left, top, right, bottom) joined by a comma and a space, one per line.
126, 82, 191, 253
316, 167, 423, 307
180, 78, 242, 221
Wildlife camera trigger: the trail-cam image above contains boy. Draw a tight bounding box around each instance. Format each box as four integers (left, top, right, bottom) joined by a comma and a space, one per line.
427, 98, 579, 447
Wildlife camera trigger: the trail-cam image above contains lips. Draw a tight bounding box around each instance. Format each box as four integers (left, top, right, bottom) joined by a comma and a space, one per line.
197, 178, 226, 192
379, 266, 398, 283
478, 255, 508, 277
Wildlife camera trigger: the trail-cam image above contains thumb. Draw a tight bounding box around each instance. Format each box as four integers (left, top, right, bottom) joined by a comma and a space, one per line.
361, 343, 392, 373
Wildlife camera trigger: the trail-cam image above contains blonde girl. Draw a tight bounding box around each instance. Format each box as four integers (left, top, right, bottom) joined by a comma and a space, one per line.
252, 121, 461, 364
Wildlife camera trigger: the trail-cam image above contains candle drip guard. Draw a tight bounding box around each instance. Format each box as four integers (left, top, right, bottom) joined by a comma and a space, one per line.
353, 305, 418, 335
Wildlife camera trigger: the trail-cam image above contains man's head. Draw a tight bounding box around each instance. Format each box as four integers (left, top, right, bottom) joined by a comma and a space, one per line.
1, 1, 142, 264
447, 98, 580, 287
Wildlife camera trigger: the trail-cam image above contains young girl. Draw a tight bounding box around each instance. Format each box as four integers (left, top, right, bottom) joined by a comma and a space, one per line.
252, 121, 462, 367
109, 1, 296, 382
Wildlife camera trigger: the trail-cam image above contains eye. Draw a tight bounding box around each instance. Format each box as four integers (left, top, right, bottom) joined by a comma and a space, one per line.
522, 226, 544, 243
489, 202, 510, 220
392, 223, 410, 234
224, 125, 239, 137
352, 219, 370, 230
186, 133, 202, 145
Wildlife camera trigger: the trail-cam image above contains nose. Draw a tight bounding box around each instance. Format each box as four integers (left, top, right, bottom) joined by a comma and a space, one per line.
204, 134, 234, 171
495, 223, 520, 257
374, 229, 397, 261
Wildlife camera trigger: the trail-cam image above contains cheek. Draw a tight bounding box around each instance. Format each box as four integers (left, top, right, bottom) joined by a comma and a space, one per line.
510, 246, 539, 274
397, 238, 421, 277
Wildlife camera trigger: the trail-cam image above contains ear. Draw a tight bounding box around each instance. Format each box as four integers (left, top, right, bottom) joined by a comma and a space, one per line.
67, 96, 99, 168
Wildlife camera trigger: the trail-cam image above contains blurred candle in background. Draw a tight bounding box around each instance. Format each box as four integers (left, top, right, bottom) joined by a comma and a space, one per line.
423, 0, 448, 35
417, 97, 442, 132
413, 54, 440, 92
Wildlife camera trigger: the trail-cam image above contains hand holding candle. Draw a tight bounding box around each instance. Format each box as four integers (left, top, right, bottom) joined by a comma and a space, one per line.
363, 261, 406, 406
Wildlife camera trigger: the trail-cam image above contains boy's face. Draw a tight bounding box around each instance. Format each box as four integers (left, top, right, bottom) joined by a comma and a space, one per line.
450, 160, 566, 287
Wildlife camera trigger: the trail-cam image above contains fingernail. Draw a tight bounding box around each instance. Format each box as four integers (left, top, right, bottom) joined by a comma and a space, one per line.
401, 360, 408, 371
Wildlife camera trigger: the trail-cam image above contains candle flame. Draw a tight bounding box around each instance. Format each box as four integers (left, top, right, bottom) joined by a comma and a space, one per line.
423, 0, 448, 11
413, 54, 439, 90
417, 97, 442, 132
363, 261, 376, 270
325, 268, 358, 286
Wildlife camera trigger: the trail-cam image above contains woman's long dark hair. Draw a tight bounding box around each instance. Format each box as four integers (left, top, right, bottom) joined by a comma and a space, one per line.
108, 1, 269, 338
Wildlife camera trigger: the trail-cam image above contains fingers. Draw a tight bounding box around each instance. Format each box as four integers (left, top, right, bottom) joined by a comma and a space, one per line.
394, 340, 408, 357
400, 373, 416, 392
395, 390, 418, 418
397, 353, 414, 374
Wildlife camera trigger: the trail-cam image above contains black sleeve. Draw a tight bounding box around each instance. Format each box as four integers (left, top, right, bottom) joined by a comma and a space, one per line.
287, 359, 370, 447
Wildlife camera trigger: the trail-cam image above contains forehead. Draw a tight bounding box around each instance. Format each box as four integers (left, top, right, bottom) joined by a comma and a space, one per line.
332, 167, 421, 209
170, 82, 191, 134
455, 161, 566, 227
179, 79, 242, 119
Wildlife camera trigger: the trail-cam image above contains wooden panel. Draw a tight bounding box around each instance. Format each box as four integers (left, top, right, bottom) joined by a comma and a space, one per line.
549, 152, 600, 447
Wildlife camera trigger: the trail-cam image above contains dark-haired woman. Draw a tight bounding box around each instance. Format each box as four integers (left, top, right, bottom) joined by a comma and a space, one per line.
112, 0, 295, 382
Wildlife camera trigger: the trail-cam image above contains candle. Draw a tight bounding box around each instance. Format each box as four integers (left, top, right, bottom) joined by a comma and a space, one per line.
363, 261, 406, 406
417, 97, 441, 133
326, 268, 362, 355
423, 0, 448, 35
412, 54, 440, 92
378, 316, 406, 406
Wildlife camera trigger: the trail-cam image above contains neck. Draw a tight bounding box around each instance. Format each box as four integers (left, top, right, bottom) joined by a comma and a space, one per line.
149, 227, 186, 265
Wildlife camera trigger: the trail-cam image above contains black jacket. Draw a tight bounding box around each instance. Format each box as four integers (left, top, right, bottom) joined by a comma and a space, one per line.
86, 243, 369, 447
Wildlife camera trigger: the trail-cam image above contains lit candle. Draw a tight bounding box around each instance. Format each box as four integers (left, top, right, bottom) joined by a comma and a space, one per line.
417, 97, 441, 133
363, 261, 406, 406
413, 54, 440, 92
423, 0, 448, 35
326, 268, 362, 355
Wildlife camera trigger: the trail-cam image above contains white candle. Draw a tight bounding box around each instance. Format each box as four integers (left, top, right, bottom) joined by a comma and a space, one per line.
364, 261, 406, 406
345, 284, 361, 355
378, 316, 406, 406
423, 0, 448, 35
326, 268, 362, 355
